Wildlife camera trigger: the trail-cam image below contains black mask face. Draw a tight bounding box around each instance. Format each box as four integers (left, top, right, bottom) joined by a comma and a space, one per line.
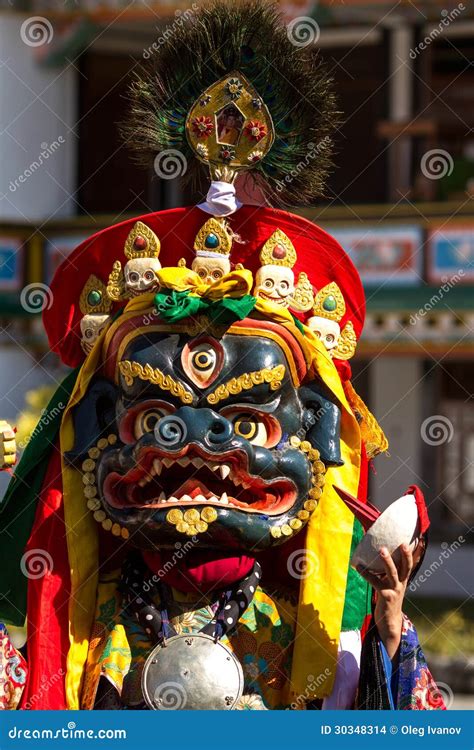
70, 329, 342, 551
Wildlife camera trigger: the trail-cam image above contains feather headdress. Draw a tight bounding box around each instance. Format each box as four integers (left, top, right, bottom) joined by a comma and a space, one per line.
122, 1, 339, 206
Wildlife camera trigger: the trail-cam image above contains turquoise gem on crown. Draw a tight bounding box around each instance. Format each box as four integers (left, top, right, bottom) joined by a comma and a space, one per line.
87, 290, 102, 307
204, 233, 220, 249
323, 294, 337, 312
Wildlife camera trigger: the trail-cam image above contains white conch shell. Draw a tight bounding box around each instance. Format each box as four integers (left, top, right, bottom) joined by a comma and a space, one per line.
351, 493, 419, 575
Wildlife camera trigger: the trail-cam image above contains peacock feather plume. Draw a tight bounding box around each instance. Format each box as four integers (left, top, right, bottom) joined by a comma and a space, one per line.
122, 0, 340, 207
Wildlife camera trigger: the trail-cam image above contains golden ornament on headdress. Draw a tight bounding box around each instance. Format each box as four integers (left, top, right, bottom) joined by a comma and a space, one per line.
333, 321, 357, 361
291, 271, 314, 313
79, 275, 112, 315
185, 72, 275, 182
194, 217, 232, 257
124, 221, 161, 260
259, 229, 297, 268
312, 282, 346, 322
106, 260, 126, 302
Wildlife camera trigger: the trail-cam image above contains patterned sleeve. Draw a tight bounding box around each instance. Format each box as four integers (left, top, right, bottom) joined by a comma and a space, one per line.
0, 624, 27, 710
396, 616, 446, 710
356, 614, 446, 710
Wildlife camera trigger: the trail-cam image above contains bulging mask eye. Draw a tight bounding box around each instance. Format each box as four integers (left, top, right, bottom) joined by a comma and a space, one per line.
134, 407, 171, 439
232, 414, 268, 446
129, 272, 140, 283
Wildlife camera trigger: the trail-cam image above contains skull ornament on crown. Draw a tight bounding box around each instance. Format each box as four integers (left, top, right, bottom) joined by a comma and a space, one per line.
107, 221, 161, 301
253, 230, 314, 313
78, 275, 112, 355
179, 217, 233, 284
307, 282, 357, 360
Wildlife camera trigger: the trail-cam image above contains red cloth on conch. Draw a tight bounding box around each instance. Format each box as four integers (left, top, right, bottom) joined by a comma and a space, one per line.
21, 449, 70, 710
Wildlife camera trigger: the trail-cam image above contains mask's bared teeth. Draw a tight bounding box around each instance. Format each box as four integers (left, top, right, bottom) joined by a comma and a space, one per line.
195, 494, 207, 503
181, 494, 192, 502
162, 458, 173, 468
191, 457, 204, 468
159, 491, 166, 503
153, 459, 162, 476
219, 464, 231, 479
209, 495, 219, 504
220, 492, 229, 504
177, 457, 190, 467
169, 496, 179, 503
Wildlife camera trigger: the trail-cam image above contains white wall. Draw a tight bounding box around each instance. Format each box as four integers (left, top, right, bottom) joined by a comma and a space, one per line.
0, 14, 78, 221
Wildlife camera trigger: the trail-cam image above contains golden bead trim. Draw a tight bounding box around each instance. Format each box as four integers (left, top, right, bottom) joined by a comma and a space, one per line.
166, 505, 218, 536
81, 433, 130, 540
118, 360, 194, 404
270, 435, 326, 539
206, 365, 285, 406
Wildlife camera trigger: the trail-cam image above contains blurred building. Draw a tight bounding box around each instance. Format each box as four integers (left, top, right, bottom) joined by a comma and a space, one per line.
0, 0, 472, 595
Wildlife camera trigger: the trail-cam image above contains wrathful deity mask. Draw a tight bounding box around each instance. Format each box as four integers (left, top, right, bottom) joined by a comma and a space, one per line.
69, 317, 342, 551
